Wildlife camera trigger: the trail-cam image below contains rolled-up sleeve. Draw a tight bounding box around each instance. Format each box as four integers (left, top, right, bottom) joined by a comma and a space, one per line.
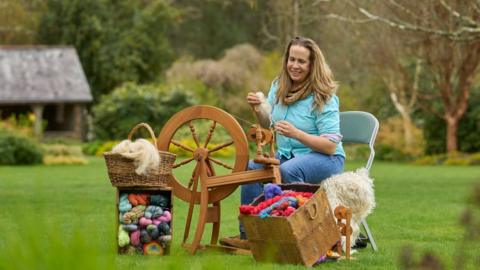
315, 96, 343, 143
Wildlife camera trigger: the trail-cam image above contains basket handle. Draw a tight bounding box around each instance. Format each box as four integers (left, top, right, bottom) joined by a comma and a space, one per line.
128, 123, 157, 146
306, 200, 318, 220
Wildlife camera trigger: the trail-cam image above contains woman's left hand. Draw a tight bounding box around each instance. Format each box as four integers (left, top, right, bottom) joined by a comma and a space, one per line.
275, 120, 301, 139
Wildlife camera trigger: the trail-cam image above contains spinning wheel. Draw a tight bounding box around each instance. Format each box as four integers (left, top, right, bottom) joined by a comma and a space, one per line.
157, 105, 249, 204
157, 105, 280, 254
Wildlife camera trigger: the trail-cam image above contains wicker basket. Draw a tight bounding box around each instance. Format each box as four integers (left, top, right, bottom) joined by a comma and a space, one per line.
104, 123, 176, 187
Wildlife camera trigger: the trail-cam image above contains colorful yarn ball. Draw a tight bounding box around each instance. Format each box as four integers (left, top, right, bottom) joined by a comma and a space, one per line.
143, 242, 164, 256
144, 205, 163, 219
119, 194, 132, 212
140, 229, 152, 243
264, 183, 283, 199
147, 224, 160, 239
158, 235, 172, 244
122, 224, 138, 232
130, 230, 141, 246
157, 222, 170, 235
139, 217, 153, 227
118, 226, 130, 247
123, 205, 146, 224
128, 194, 149, 206
150, 195, 169, 208
158, 211, 172, 222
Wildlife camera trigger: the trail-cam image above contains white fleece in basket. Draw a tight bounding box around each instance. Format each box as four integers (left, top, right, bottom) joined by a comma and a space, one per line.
111, 139, 160, 175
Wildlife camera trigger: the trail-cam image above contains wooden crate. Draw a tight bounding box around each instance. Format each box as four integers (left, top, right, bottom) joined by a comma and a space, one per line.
239, 184, 340, 267
116, 187, 173, 255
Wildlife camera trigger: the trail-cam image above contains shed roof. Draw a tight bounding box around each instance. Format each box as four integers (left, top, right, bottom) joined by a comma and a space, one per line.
0, 46, 93, 104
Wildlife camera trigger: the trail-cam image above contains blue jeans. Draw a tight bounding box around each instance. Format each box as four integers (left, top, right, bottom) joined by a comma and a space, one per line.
239, 152, 345, 238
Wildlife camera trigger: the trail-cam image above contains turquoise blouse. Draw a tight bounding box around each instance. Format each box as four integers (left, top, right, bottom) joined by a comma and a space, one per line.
266, 81, 346, 159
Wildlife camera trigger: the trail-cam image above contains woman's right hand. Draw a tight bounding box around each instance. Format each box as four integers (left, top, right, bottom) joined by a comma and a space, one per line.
246, 92, 262, 105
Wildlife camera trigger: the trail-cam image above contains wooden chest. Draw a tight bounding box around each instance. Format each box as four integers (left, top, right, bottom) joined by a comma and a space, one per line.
239, 184, 340, 266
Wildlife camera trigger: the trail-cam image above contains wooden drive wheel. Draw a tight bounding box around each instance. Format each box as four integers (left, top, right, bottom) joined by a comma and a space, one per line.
157, 105, 249, 203
157, 105, 250, 253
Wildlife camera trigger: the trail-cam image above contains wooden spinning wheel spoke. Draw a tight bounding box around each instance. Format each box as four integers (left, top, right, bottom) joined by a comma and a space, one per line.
208, 140, 233, 153
173, 157, 195, 169
171, 139, 195, 153
208, 157, 234, 170
188, 121, 201, 147
203, 121, 217, 148
188, 164, 201, 189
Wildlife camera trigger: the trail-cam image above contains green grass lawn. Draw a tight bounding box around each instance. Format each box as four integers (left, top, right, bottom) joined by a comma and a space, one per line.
0, 157, 479, 270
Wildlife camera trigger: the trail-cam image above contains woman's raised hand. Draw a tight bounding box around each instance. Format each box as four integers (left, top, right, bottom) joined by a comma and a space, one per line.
246, 92, 262, 105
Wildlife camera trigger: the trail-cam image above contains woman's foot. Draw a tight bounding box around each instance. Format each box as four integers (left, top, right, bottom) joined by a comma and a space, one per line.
219, 235, 251, 250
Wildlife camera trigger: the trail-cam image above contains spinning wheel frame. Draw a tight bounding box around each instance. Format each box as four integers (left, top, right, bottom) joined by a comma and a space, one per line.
157, 105, 249, 204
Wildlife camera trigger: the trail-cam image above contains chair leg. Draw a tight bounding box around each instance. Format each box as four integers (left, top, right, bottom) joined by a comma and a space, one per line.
361, 219, 378, 251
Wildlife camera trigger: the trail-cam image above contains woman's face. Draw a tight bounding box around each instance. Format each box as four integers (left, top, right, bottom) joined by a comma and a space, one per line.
287, 45, 311, 84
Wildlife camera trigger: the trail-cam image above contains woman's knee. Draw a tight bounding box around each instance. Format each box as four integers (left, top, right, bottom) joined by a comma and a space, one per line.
279, 163, 305, 183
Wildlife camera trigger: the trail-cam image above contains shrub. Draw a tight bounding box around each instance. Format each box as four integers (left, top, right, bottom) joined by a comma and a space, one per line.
169, 138, 235, 158
0, 129, 43, 165
82, 140, 104, 156
375, 116, 425, 161
376, 143, 411, 162
92, 82, 195, 140
95, 140, 120, 156
42, 144, 88, 165
343, 145, 370, 162
43, 156, 88, 165
412, 152, 480, 166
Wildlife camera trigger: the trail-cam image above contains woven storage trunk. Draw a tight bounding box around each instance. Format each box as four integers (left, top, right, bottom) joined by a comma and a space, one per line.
104, 123, 176, 187
239, 183, 340, 267
116, 187, 173, 255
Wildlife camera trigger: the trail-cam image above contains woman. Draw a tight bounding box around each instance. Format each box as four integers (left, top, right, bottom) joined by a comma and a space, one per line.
221, 36, 345, 249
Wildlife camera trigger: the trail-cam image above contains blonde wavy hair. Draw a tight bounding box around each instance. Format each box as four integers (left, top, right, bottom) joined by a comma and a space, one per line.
276, 36, 338, 111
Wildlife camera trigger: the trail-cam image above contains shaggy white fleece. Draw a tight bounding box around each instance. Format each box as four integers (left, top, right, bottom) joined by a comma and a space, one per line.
111, 139, 160, 175
320, 168, 375, 248
254, 92, 272, 128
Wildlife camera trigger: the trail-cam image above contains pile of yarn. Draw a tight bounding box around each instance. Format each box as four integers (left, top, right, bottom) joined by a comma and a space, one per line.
118, 192, 172, 255
239, 183, 313, 218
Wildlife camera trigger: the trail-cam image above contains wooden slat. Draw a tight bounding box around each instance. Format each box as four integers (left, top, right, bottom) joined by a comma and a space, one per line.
206, 167, 277, 188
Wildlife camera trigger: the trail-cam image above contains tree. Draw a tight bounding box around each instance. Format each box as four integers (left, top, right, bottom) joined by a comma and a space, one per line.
0, 0, 44, 44
329, 0, 480, 153
37, 0, 178, 100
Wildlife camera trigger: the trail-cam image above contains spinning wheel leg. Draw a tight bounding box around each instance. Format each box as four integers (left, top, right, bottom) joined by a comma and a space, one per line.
183, 164, 200, 243
190, 160, 210, 254
210, 201, 221, 245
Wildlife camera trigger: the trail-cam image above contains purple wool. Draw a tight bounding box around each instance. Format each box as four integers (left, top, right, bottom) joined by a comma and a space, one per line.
264, 183, 283, 199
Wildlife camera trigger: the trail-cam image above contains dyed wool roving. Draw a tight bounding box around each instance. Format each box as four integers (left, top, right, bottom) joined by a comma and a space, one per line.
118, 226, 130, 247
239, 184, 313, 218
122, 224, 138, 232
128, 194, 149, 206
119, 194, 132, 212
150, 195, 169, 208
264, 183, 282, 199
122, 205, 146, 224
144, 205, 163, 219
130, 230, 141, 246
117, 191, 172, 255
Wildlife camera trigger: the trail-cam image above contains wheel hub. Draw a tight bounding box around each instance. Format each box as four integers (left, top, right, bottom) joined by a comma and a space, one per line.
193, 148, 209, 161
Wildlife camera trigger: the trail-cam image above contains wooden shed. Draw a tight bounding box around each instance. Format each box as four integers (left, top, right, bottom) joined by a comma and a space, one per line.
0, 46, 93, 140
